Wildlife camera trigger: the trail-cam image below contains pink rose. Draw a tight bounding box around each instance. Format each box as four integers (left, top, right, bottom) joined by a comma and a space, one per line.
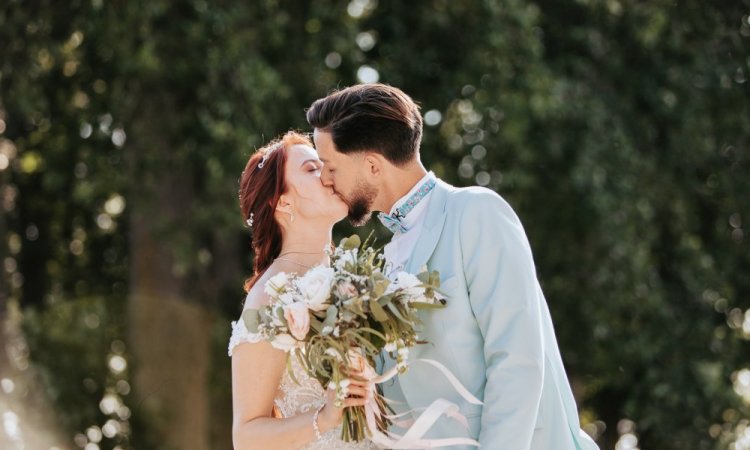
283, 302, 310, 341
336, 280, 359, 299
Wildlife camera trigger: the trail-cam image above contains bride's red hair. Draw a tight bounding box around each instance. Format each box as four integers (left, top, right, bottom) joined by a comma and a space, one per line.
239, 131, 312, 291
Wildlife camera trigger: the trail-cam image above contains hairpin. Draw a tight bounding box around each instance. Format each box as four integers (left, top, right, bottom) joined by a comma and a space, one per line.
257, 142, 284, 169
257, 153, 270, 169
246, 212, 254, 228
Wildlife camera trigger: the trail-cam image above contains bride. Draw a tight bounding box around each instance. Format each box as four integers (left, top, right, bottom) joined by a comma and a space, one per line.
228, 131, 378, 450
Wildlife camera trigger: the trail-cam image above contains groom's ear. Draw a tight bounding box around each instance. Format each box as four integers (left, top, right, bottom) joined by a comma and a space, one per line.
364, 153, 383, 177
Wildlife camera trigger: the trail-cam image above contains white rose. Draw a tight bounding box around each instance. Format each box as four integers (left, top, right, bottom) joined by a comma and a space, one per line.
393, 272, 420, 289
334, 249, 358, 271
296, 266, 335, 311
270, 333, 299, 351
389, 272, 425, 299
264, 272, 290, 296
277, 292, 295, 306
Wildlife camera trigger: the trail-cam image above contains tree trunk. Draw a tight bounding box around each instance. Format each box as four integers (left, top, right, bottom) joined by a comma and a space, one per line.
127, 98, 213, 450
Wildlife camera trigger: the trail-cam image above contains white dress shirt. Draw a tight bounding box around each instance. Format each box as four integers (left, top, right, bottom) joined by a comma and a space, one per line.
383, 172, 436, 278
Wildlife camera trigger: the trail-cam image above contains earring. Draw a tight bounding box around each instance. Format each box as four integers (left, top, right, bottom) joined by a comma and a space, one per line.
289, 211, 295, 223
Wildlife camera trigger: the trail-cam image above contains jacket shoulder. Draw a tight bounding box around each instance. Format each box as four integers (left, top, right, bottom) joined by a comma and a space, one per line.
440, 184, 523, 238
444, 184, 509, 212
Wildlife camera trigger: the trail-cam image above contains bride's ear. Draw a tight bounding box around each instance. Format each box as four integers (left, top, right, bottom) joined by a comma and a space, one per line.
275, 195, 294, 216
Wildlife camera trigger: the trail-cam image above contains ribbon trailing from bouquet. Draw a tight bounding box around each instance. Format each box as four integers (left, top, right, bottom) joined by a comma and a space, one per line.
364, 358, 483, 449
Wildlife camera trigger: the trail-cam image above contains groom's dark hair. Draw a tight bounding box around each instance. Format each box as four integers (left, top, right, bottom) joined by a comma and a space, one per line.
306, 84, 423, 166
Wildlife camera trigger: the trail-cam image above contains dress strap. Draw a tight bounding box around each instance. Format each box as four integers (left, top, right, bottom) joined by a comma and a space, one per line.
228, 314, 263, 356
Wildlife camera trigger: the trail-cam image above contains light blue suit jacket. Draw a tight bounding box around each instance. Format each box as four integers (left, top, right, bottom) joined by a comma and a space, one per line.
380, 180, 599, 450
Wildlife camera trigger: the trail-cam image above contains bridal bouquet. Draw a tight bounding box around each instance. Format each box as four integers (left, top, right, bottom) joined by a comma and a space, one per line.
242, 234, 446, 442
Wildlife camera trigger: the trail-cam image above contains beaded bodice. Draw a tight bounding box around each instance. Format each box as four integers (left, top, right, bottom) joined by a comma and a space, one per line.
229, 318, 378, 450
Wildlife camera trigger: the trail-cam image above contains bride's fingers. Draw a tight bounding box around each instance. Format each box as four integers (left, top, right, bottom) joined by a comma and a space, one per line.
333, 378, 373, 391
345, 386, 371, 399
345, 384, 371, 395
342, 397, 370, 408
347, 369, 375, 381
347, 378, 374, 389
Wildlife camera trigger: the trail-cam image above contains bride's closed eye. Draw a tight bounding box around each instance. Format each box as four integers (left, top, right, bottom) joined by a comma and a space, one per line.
305, 163, 322, 173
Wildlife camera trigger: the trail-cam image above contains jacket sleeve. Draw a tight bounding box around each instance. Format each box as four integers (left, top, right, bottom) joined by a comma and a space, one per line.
458, 189, 545, 449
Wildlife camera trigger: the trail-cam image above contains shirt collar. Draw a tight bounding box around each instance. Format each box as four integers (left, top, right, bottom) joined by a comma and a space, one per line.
387, 171, 436, 230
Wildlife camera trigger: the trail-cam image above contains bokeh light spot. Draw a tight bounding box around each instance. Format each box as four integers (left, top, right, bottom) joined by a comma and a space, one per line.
356, 31, 376, 51
104, 194, 126, 216
424, 110, 442, 126
325, 52, 342, 69
108, 355, 127, 374
357, 65, 379, 84
111, 128, 126, 147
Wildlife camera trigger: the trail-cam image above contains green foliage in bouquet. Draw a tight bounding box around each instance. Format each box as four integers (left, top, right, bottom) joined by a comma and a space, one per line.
243, 234, 446, 442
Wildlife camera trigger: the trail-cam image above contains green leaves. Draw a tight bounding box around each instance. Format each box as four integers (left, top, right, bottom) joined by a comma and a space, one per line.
322, 305, 338, 335
340, 234, 361, 250
241, 309, 261, 333
368, 296, 390, 322
409, 301, 446, 310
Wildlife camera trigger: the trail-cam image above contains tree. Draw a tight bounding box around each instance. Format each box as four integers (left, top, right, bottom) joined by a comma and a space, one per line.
1, 0, 748, 449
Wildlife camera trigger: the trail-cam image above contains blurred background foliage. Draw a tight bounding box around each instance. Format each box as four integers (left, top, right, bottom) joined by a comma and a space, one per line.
0, 0, 748, 449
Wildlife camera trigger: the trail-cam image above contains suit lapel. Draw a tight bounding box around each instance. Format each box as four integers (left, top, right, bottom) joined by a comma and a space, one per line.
405, 180, 452, 274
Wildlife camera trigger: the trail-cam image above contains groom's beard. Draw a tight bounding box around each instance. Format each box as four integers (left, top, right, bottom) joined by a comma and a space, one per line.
344, 181, 377, 227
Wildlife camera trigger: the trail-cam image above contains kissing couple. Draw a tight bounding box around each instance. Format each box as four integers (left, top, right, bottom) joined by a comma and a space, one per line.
228, 84, 599, 450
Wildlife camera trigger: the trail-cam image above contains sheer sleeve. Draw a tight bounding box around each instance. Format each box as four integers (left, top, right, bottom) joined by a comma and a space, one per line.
228, 313, 264, 356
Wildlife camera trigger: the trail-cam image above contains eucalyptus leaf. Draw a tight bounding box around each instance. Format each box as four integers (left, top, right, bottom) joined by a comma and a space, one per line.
386, 302, 413, 325
241, 309, 262, 333
357, 327, 387, 341
322, 305, 338, 333
341, 234, 361, 250
369, 297, 390, 322
410, 301, 446, 310
310, 317, 323, 333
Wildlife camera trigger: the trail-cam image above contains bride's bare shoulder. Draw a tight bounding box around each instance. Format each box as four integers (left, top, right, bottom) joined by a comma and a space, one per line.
242, 274, 273, 311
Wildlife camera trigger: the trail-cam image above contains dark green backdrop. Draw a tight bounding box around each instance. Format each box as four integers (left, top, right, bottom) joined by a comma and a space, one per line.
1, 1, 748, 449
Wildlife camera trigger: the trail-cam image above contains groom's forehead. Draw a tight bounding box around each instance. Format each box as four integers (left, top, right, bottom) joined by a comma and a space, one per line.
315, 145, 335, 163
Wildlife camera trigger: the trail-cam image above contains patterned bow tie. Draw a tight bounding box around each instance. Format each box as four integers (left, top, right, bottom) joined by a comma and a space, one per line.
378, 178, 436, 234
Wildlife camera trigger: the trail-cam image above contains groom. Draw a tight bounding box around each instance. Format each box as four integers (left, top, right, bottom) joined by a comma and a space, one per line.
307, 84, 599, 450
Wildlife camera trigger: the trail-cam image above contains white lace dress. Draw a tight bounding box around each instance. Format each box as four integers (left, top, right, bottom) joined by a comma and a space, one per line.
229, 318, 379, 450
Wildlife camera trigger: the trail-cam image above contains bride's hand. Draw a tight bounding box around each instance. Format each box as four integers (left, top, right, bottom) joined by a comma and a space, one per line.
317, 372, 374, 432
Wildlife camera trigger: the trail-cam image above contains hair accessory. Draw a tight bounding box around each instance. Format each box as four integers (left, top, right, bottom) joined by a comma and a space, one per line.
246, 212, 254, 228
257, 152, 270, 169
257, 142, 283, 169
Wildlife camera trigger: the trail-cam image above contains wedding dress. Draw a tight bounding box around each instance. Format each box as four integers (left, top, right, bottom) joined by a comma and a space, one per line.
228, 317, 379, 450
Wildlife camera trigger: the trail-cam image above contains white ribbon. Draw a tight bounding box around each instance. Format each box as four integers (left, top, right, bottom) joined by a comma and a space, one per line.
361, 357, 483, 449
